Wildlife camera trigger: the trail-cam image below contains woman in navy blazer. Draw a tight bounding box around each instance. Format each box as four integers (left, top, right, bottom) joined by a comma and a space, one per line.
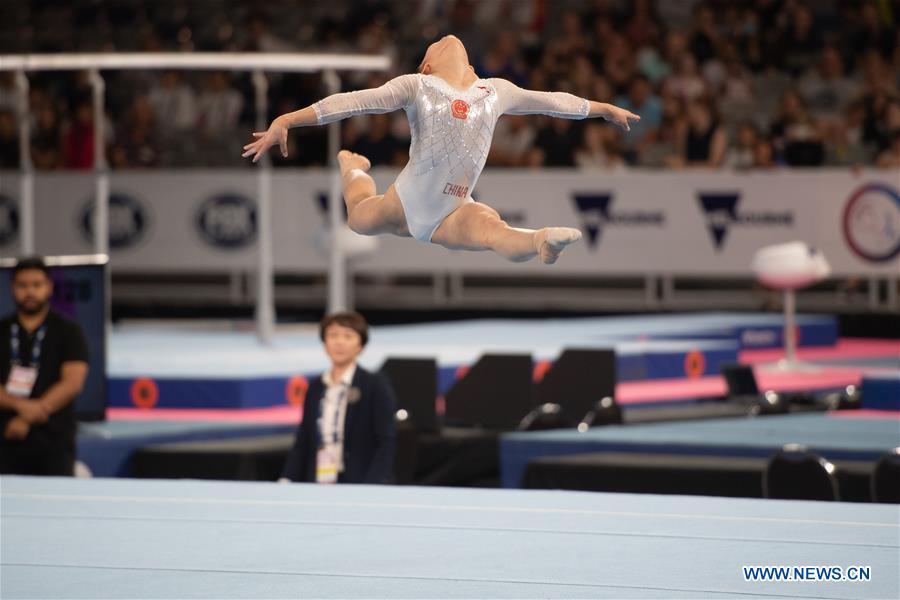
281, 312, 396, 484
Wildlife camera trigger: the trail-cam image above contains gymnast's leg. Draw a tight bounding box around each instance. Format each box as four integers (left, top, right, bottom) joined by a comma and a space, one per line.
430, 202, 582, 264
337, 150, 410, 237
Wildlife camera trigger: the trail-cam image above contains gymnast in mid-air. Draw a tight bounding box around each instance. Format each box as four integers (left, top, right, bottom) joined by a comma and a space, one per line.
243, 35, 640, 264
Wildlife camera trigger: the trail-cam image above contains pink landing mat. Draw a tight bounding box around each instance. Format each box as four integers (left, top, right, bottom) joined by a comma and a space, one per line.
107, 405, 301, 424
614, 338, 897, 405
827, 409, 900, 420
739, 338, 898, 363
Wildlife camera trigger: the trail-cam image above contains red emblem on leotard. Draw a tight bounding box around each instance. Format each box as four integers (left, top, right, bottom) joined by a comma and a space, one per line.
451, 99, 469, 120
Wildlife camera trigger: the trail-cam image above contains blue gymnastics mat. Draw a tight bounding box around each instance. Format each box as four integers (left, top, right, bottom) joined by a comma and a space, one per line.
501, 413, 900, 488
1, 476, 897, 599
106, 313, 837, 409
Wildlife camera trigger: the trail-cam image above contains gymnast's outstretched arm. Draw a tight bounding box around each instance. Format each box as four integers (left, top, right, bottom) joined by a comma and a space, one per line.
491, 78, 640, 131
242, 74, 418, 163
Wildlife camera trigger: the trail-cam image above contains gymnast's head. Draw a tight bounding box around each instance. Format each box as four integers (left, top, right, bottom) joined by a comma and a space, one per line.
417, 35, 473, 76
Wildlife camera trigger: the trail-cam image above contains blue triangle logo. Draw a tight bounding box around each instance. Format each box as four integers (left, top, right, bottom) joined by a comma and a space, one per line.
698, 193, 740, 249
572, 194, 612, 248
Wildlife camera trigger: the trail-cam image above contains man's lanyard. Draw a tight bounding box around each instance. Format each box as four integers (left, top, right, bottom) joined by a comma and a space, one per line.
10, 323, 46, 367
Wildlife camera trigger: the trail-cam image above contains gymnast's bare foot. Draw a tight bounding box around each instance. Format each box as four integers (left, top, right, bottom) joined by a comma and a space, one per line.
535, 227, 582, 264
337, 150, 371, 174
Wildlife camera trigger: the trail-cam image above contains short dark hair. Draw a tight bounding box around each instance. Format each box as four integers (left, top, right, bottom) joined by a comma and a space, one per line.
319, 311, 369, 347
12, 256, 50, 279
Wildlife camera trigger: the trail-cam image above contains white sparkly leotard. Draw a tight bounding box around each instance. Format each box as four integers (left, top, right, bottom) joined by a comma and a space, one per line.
313, 74, 589, 241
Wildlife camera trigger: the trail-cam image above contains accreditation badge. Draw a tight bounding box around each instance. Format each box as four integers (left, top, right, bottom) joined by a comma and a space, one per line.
6, 365, 38, 397
316, 446, 339, 484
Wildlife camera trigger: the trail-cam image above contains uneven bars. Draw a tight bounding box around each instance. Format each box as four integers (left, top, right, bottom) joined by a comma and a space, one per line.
0, 52, 390, 72
0, 51, 391, 344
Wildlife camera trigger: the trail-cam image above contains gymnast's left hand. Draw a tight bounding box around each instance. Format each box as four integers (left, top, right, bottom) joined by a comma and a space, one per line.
605, 106, 641, 132
242, 116, 289, 163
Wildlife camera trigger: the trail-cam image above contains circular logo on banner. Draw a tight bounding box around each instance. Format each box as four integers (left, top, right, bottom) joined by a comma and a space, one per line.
842, 183, 900, 262
286, 376, 309, 408
684, 350, 706, 379
196, 193, 257, 249
131, 378, 159, 409
451, 99, 469, 120
80, 192, 148, 249
0, 194, 19, 246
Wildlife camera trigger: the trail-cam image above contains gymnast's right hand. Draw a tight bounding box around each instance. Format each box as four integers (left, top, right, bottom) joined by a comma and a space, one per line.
242, 116, 289, 163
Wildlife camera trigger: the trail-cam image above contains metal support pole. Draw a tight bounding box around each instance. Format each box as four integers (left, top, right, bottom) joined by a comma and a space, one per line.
867, 276, 880, 310
88, 69, 108, 256
252, 70, 275, 345
782, 289, 796, 366
323, 69, 347, 314
86, 69, 113, 359
887, 277, 898, 311
14, 70, 33, 255
661, 275, 674, 306
644, 275, 658, 308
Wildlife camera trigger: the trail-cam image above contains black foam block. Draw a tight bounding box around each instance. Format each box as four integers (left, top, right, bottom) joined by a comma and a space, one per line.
537, 348, 616, 420
720, 363, 760, 397
380, 357, 439, 432
444, 354, 534, 429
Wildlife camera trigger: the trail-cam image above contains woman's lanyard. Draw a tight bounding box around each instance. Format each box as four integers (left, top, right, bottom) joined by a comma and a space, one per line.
320, 383, 349, 447
10, 323, 47, 368
331, 384, 349, 445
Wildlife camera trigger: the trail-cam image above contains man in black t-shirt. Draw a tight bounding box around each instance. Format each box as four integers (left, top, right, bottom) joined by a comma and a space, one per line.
0, 257, 89, 476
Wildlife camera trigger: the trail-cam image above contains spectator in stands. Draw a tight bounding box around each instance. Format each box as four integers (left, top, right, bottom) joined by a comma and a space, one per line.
280, 311, 396, 484
676, 97, 727, 167
666, 52, 707, 103
779, 3, 822, 76
717, 52, 757, 128
489, 115, 536, 167
826, 101, 874, 165
31, 106, 64, 170
601, 34, 637, 92
873, 99, 900, 166
614, 75, 662, 163
639, 89, 685, 167
195, 72, 244, 166
245, 15, 298, 53
63, 102, 96, 169
575, 122, 626, 171
148, 71, 197, 165
350, 113, 401, 167
799, 46, 862, 123
876, 130, 900, 167
848, 1, 896, 59
113, 95, 161, 168
475, 30, 527, 86
770, 89, 825, 166
688, 3, 720, 65
623, 0, 662, 50
532, 116, 582, 168
0, 110, 19, 168
0, 74, 17, 116
753, 138, 777, 169
725, 122, 759, 170
754, 62, 794, 130
0, 257, 89, 476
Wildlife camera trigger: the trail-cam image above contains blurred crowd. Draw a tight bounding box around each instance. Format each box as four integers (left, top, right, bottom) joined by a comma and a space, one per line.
0, 0, 898, 171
